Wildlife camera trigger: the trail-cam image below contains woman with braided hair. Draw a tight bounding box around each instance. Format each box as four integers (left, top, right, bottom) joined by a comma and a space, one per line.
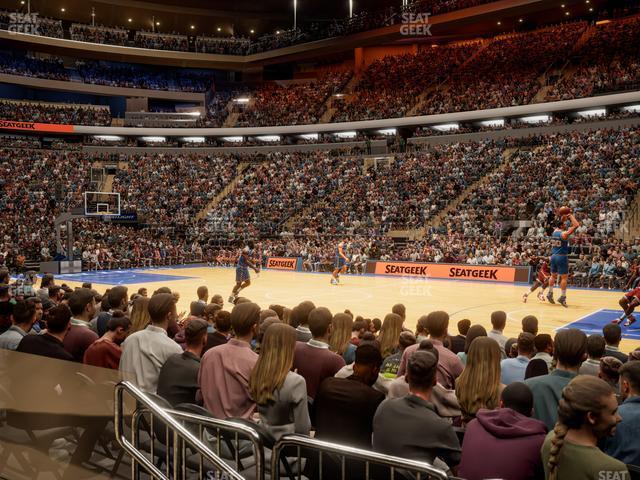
542, 375, 628, 480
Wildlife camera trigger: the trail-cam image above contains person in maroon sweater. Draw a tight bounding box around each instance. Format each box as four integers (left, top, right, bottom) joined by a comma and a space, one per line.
293, 306, 345, 400
84, 314, 131, 369
458, 382, 547, 480
64, 288, 99, 362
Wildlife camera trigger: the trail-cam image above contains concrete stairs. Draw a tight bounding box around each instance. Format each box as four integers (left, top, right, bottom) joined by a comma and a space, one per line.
617, 191, 640, 241
223, 112, 240, 127
195, 162, 251, 221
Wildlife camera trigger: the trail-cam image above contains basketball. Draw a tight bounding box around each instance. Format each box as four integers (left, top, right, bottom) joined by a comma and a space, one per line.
557, 206, 572, 216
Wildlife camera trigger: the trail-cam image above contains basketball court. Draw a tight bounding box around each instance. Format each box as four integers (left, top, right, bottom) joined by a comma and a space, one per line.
55, 265, 640, 353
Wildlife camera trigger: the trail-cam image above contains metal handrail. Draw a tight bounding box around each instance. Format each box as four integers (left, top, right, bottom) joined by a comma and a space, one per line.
114, 381, 245, 480
271, 434, 450, 480
166, 408, 265, 480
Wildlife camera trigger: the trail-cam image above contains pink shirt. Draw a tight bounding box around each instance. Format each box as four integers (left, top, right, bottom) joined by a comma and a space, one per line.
198, 338, 258, 419
397, 339, 464, 390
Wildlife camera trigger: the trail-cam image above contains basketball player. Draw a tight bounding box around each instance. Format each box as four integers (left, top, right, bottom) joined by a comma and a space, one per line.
331, 240, 349, 285
229, 241, 259, 304
613, 286, 640, 327
522, 257, 551, 303
547, 211, 580, 307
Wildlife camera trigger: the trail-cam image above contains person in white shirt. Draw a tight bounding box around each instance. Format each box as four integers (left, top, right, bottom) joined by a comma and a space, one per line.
119, 293, 182, 393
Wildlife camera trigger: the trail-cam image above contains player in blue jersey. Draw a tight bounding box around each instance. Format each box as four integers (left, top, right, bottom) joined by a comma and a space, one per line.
547, 210, 580, 307
331, 240, 350, 285
229, 241, 260, 304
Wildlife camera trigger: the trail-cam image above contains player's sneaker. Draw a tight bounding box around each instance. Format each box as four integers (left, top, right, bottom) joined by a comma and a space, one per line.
330, 278, 337, 285
558, 296, 568, 308
546, 293, 555, 304
537, 292, 545, 301
522, 293, 528, 303
624, 315, 636, 327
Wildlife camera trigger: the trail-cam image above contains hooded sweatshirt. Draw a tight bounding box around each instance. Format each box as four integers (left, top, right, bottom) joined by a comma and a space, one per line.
458, 408, 547, 480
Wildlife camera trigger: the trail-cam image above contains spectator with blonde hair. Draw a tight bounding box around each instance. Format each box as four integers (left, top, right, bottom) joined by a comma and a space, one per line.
329, 312, 357, 364
542, 375, 626, 480
455, 336, 503, 424
377, 313, 404, 359
249, 323, 310, 441
129, 296, 151, 333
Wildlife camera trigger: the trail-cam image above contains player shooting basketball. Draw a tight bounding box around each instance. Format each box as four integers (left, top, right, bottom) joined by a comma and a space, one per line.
547, 207, 580, 308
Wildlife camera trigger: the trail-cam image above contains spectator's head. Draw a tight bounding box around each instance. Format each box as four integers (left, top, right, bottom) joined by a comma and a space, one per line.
505, 337, 518, 358
81, 282, 92, 290
0, 268, 9, 285
501, 382, 534, 417
547, 376, 619, 480
534, 333, 554, 355
308, 307, 333, 340
130, 296, 151, 332
106, 314, 131, 345
599, 356, 623, 387
67, 288, 96, 320
464, 324, 488, 354
417, 339, 440, 361
619, 361, 640, 401
406, 350, 438, 394
353, 344, 383, 387
189, 300, 205, 318
109, 286, 129, 312
46, 304, 72, 336
329, 312, 354, 356
457, 319, 471, 336
602, 323, 622, 348
12, 300, 37, 329
399, 331, 416, 352
249, 323, 297, 405
260, 309, 278, 322
391, 303, 406, 320
48, 285, 63, 303
26, 296, 43, 322
352, 319, 367, 337
269, 304, 285, 320
378, 313, 404, 358
522, 315, 538, 336
256, 317, 282, 351
203, 303, 222, 325
196, 285, 208, 302
525, 358, 549, 379
491, 311, 507, 331
40, 273, 55, 290
184, 318, 208, 355
291, 300, 316, 328
215, 310, 231, 334
517, 332, 535, 358
147, 293, 177, 328
211, 294, 224, 307
231, 302, 260, 339
586, 334, 606, 360
456, 337, 502, 421
415, 315, 429, 336
554, 328, 587, 370
371, 318, 382, 334
426, 310, 449, 340
137, 288, 148, 297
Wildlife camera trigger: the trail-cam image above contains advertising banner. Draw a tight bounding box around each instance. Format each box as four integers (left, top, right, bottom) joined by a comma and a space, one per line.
0, 120, 74, 133
265, 257, 300, 271
369, 261, 530, 283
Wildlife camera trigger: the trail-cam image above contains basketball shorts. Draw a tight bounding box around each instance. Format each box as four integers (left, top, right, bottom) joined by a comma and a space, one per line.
550, 255, 569, 275
236, 266, 250, 282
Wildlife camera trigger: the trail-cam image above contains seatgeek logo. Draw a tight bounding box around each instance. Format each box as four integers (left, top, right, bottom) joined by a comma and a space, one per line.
400, 13, 432, 36
7, 12, 40, 35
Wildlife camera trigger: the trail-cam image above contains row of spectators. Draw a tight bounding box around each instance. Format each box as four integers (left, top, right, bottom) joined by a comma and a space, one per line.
289, 141, 505, 235
69, 23, 128, 45
1, 281, 639, 478
236, 72, 352, 127
546, 15, 640, 100
0, 99, 111, 125
332, 43, 479, 122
